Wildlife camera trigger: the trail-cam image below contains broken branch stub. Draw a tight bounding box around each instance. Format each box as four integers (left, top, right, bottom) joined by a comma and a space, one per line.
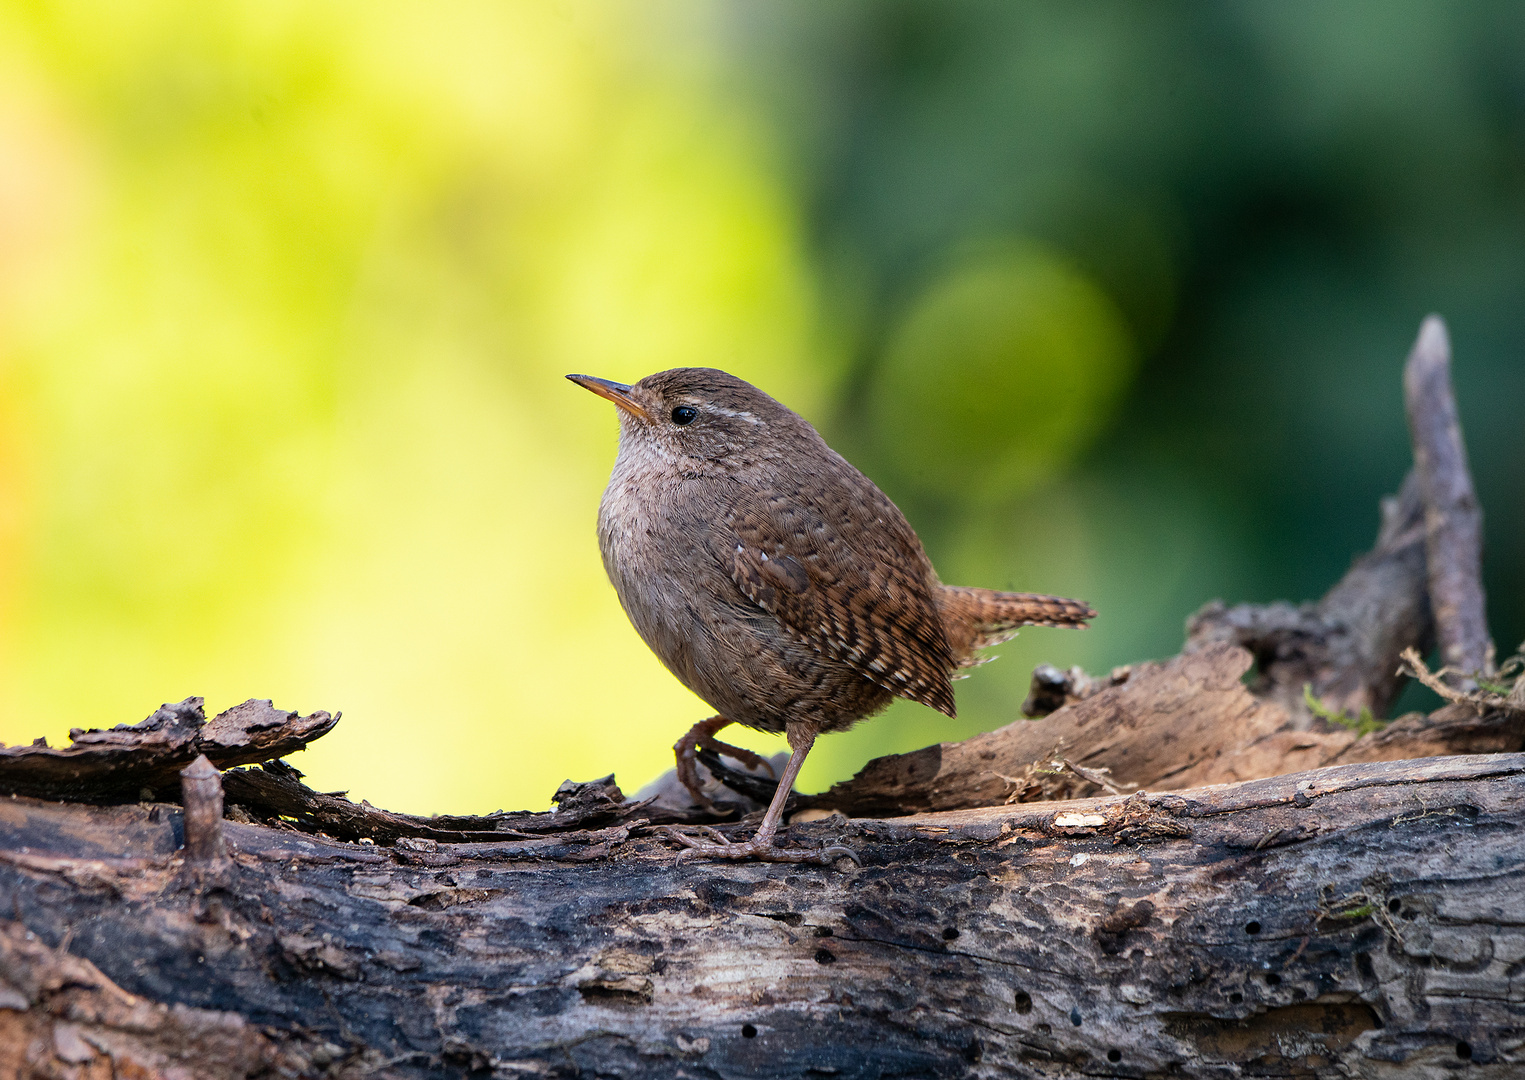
1404, 314, 1493, 684
178, 754, 229, 869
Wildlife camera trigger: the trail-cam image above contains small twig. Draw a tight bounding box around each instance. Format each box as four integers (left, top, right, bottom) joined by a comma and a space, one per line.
1403, 315, 1493, 685
1397, 646, 1521, 717
1059, 758, 1130, 796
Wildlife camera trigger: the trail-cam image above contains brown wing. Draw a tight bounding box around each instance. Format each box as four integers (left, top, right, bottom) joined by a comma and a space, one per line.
722, 480, 957, 717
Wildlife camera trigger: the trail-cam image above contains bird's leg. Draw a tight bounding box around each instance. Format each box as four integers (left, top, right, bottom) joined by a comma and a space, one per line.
664, 727, 859, 865
673, 715, 776, 809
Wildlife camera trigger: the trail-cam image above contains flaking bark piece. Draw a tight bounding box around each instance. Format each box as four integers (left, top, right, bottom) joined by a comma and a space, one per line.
0, 698, 337, 804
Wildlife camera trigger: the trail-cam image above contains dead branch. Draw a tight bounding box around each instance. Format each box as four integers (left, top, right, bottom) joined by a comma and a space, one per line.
802, 642, 1525, 818
1183, 470, 1431, 726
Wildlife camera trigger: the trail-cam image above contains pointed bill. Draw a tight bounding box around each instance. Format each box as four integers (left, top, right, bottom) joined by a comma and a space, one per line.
566, 374, 650, 419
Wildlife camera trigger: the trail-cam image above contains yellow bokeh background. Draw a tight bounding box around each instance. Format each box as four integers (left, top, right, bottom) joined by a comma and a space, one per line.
0, 2, 833, 809
0, 2, 1156, 813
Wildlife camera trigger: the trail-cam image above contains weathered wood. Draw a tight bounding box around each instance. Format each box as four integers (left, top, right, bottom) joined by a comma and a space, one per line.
2, 753, 1521, 1077
1183, 315, 1500, 720
801, 643, 1525, 818
179, 754, 230, 871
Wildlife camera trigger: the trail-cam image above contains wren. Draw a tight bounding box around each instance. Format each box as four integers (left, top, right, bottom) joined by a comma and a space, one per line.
569, 368, 1094, 864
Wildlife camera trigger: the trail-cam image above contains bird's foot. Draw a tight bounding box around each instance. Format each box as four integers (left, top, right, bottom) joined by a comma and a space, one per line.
661, 825, 859, 866
673, 719, 777, 810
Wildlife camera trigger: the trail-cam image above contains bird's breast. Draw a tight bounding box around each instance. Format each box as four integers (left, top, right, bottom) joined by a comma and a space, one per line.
597, 462, 736, 670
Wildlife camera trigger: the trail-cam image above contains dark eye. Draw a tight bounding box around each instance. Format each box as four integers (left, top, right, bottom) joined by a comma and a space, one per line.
671, 406, 697, 425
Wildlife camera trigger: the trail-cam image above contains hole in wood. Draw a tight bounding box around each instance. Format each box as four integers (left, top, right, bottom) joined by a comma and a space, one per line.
1230, 992, 1244, 1004
1456, 1041, 1472, 1060
1069, 1008, 1082, 1027
577, 984, 653, 1007
942, 927, 959, 940
1265, 973, 1281, 985
1388, 898, 1402, 913
1244, 921, 1262, 934
741, 1024, 757, 1039
1107, 1049, 1122, 1063
814, 948, 835, 964
1013, 990, 1032, 1014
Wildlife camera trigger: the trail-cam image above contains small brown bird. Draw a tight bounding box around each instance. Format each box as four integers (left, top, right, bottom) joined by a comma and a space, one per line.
570, 368, 1094, 863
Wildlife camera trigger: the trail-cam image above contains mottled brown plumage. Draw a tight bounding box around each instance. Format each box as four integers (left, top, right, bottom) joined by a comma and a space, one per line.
569, 367, 1094, 863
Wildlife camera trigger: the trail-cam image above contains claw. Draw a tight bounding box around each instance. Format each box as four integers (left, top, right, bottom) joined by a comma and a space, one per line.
673, 731, 717, 811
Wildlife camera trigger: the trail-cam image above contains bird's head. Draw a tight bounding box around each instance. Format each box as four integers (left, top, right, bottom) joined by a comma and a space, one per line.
567, 367, 816, 469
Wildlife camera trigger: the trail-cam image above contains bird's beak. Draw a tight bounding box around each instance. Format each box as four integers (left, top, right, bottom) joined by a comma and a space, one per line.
566, 374, 650, 420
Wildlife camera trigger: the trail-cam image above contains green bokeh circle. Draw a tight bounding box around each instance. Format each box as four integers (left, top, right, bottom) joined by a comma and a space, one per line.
870, 242, 1136, 501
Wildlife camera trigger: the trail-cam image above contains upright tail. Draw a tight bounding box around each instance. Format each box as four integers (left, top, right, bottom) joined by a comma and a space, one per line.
935, 585, 1095, 665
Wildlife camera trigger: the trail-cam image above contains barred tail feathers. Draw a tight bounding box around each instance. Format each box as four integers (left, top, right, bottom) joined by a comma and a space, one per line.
935, 585, 1095, 665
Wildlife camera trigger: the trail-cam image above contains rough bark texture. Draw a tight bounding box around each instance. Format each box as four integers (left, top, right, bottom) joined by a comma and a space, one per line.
0, 698, 337, 804
2, 754, 1522, 1078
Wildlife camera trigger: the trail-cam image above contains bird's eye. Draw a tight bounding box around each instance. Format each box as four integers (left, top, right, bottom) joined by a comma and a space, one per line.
671, 406, 698, 426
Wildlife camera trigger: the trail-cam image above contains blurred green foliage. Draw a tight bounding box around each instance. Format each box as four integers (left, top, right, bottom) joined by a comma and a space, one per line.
0, 2, 1519, 811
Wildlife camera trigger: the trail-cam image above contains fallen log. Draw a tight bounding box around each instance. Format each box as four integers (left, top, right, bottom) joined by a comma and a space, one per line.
2, 752, 1522, 1077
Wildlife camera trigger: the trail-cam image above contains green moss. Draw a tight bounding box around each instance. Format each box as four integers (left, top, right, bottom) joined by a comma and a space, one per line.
1303, 684, 1386, 737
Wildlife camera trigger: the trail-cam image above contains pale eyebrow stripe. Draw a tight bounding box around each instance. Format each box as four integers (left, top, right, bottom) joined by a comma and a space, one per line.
701, 405, 763, 425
